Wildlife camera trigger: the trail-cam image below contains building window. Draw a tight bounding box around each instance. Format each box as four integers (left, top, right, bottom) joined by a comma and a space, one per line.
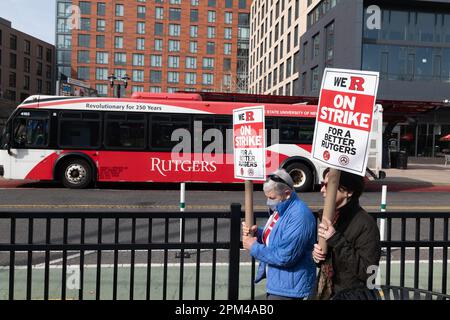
114, 69, 127, 79
294, 26, 299, 47
170, 8, 181, 21
137, 38, 145, 51
303, 42, 307, 65
155, 23, 163, 35
208, 0, 216, 7
185, 72, 197, 85
81, 18, 91, 31
189, 41, 198, 53
154, 39, 163, 51
97, 19, 106, 32
168, 56, 180, 68
223, 58, 231, 71
115, 21, 124, 33
150, 86, 161, 93
96, 68, 108, 80
190, 9, 198, 22
224, 43, 232, 55
168, 71, 179, 83
132, 86, 144, 93
208, 11, 216, 23
9, 53, 17, 69
313, 33, 320, 58
97, 2, 106, 16
239, 0, 246, 9
9, 72, 16, 87
169, 24, 181, 36
202, 73, 214, 85
133, 54, 145, 67
24, 57, 31, 72
24, 75, 30, 91
203, 57, 214, 69
168, 40, 180, 52
137, 6, 146, 19
155, 7, 164, 20
207, 42, 215, 55
286, 57, 292, 77
79, 1, 91, 15
137, 22, 146, 34
10, 35, 17, 50
23, 40, 31, 55
191, 0, 199, 6
114, 36, 123, 49
190, 26, 198, 38
78, 34, 90, 47
96, 52, 109, 64
186, 57, 197, 69
77, 67, 90, 80
114, 53, 127, 65
151, 55, 162, 67
325, 22, 335, 67
170, 0, 181, 4
96, 35, 105, 48
311, 66, 319, 92
150, 70, 162, 83
225, 28, 232, 40
225, 12, 233, 24
115, 4, 124, 16
301, 72, 307, 94
96, 84, 108, 96
132, 70, 144, 82
207, 27, 216, 39
77, 51, 90, 64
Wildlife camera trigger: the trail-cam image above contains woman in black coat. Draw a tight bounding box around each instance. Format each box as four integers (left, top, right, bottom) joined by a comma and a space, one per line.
312, 168, 381, 300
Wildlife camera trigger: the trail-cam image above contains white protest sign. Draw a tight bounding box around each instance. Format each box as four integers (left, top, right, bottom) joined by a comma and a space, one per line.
233, 106, 266, 180
311, 68, 379, 176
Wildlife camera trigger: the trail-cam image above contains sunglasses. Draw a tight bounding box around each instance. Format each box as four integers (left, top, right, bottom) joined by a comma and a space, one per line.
268, 174, 291, 187
321, 181, 347, 192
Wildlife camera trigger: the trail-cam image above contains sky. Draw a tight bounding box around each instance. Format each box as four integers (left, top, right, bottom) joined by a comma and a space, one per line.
0, 0, 55, 44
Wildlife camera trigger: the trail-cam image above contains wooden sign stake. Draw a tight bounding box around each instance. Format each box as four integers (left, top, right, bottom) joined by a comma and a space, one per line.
319, 168, 341, 255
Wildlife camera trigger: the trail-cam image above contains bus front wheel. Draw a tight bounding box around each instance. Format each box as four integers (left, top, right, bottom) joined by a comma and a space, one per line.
61, 159, 92, 189
285, 163, 313, 192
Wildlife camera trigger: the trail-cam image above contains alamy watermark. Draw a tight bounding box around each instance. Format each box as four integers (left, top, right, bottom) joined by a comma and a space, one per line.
66, 266, 80, 290
366, 5, 381, 30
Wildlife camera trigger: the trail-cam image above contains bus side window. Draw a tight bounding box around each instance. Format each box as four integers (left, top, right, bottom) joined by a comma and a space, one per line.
13, 118, 27, 146
279, 118, 315, 144
150, 115, 191, 151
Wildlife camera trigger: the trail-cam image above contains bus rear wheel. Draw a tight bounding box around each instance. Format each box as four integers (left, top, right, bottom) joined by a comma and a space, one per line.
285, 163, 313, 192
61, 159, 92, 189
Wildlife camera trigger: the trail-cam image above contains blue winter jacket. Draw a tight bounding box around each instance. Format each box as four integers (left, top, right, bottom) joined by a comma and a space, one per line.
250, 192, 316, 298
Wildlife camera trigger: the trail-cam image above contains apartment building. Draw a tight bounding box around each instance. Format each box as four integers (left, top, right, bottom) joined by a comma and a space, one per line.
56, 0, 251, 97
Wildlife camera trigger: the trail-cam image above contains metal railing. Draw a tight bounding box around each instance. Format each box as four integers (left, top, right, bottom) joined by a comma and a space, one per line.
0, 207, 448, 300
0, 205, 241, 300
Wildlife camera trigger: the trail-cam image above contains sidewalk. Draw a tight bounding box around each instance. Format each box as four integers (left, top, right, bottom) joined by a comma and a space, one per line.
366, 163, 450, 192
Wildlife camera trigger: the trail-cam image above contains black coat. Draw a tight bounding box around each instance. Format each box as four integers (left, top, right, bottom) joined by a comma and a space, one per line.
319, 199, 381, 296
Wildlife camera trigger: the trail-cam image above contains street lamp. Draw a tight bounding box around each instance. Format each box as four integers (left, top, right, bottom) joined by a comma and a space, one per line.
108, 73, 130, 98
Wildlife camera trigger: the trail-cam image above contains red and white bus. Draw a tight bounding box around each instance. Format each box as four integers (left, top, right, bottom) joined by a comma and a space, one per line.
0, 92, 383, 191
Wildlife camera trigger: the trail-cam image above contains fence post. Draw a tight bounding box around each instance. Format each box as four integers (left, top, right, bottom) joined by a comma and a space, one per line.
228, 203, 241, 300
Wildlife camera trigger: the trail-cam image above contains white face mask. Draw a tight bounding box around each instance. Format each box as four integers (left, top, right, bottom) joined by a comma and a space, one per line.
266, 198, 281, 212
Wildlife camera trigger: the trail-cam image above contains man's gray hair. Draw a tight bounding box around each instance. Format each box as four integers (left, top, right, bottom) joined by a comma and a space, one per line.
263, 169, 294, 195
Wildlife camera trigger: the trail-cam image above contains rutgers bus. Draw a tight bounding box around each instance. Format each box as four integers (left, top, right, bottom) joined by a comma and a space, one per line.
0, 92, 383, 191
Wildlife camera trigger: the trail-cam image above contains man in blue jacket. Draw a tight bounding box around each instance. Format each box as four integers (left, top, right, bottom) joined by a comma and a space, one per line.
242, 169, 317, 300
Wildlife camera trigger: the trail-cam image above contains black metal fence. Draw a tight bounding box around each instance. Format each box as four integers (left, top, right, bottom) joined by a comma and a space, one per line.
0, 206, 449, 300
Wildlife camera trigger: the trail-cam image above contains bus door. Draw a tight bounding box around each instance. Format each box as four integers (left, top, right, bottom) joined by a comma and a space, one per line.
9, 110, 52, 180
192, 115, 233, 183
367, 104, 383, 178
98, 112, 148, 182
146, 114, 193, 183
